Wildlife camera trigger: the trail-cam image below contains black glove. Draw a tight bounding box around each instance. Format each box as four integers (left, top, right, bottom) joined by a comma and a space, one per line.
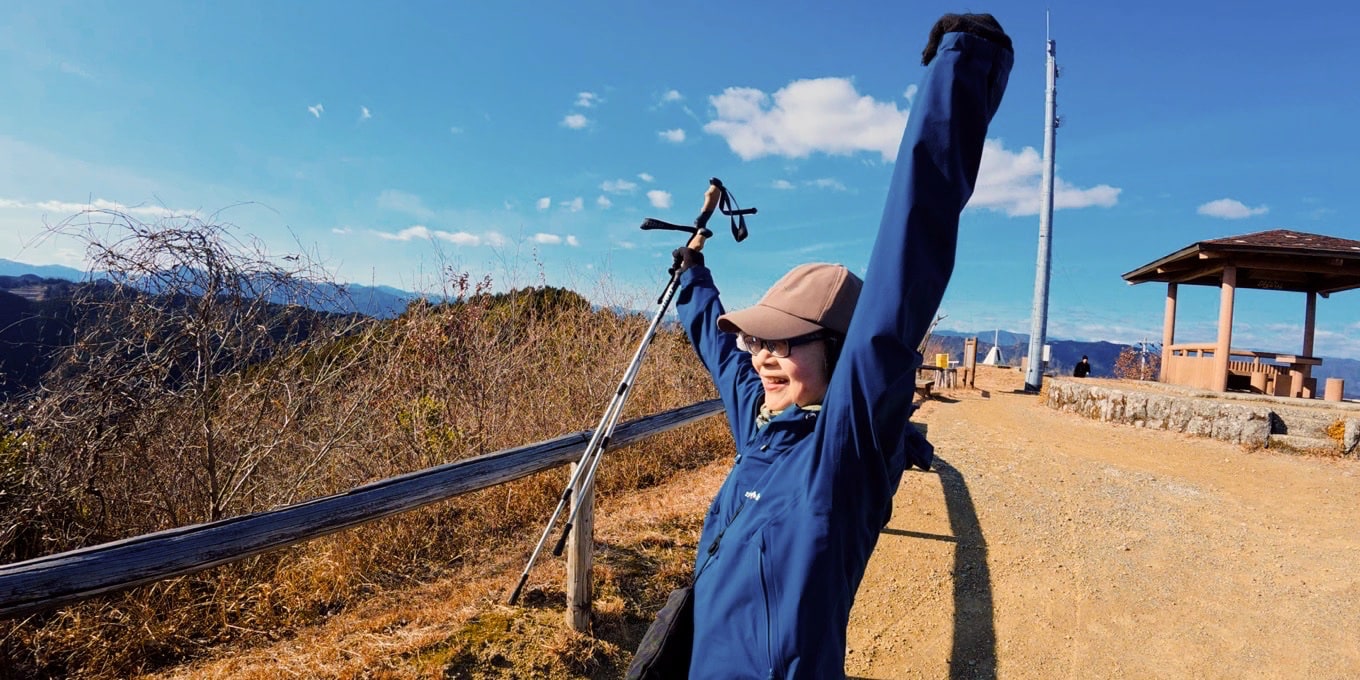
669, 247, 705, 276
921, 13, 1012, 66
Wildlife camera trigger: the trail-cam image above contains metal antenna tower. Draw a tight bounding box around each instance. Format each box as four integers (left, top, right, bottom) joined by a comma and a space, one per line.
1024, 14, 1060, 392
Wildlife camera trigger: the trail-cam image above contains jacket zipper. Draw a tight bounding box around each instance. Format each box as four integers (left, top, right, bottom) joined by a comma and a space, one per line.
760, 540, 776, 678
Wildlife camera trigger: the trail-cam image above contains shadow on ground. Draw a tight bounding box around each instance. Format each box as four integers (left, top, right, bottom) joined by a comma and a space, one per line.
864, 457, 996, 680
934, 456, 997, 679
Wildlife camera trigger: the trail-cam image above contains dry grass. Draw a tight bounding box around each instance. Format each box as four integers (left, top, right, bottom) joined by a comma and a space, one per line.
141, 458, 730, 680
0, 215, 732, 679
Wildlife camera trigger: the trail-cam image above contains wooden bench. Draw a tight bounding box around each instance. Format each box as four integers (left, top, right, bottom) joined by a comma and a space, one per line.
915, 379, 935, 401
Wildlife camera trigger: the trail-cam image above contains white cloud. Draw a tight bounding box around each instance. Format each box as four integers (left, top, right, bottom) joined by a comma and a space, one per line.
536, 197, 552, 211
485, 232, 508, 247
331, 227, 353, 235
562, 113, 589, 129
903, 84, 918, 102
435, 231, 484, 246
968, 139, 1121, 216
662, 89, 683, 103
659, 128, 686, 143
372, 225, 484, 246
375, 225, 431, 241
450, 126, 464, 134
596, 195, 613, 209
1197, 198, 1269, 219
703, 78, 907, 161
638, 173, 654, 183
360, 106, 372, 120
377, 189, 435, 220
647, 190, 672, 209
524, 232, 579, 246
11, 198, 183, 219
576, 92, 600, 108
561, 197, 584, 212
767, 178, 844, 191
308, 103, 324, 118
601, 179, 638, 194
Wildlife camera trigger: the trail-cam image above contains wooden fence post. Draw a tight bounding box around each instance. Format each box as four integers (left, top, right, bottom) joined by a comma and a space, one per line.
963, 337, 978, 387
564, 463, 594, 631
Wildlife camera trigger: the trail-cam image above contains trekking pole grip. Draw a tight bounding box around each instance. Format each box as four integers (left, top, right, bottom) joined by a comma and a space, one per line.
687, 178, 724, 251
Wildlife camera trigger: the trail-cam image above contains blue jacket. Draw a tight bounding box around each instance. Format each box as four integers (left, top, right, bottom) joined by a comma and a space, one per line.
675, 33, 1012, 678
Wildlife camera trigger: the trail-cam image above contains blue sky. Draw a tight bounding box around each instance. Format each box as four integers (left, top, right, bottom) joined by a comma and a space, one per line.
4, 2, 1360, 357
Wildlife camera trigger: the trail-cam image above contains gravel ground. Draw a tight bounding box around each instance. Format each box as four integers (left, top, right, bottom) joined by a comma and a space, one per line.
845, 366, 1360, 679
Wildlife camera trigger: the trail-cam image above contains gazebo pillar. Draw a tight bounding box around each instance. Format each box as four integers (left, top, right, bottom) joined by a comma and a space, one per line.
1303, 291, 1317, 357
1212, 266, 1237, 391
1161, 283, 1177, 382
1299, 290, 1319, 397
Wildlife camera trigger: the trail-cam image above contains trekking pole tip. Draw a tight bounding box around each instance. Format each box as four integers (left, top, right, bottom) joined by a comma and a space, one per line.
508, 574, 529, 605
551, 522, 573, 557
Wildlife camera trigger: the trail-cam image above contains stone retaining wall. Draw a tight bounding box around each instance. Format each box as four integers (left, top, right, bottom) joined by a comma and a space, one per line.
1045, 379, 1272, 447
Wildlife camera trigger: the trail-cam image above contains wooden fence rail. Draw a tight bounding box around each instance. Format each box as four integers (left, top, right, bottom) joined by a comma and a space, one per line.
0, 399, 724, 619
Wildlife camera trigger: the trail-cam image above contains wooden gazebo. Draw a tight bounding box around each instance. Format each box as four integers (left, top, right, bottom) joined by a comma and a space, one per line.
1123, 229, 1360, 397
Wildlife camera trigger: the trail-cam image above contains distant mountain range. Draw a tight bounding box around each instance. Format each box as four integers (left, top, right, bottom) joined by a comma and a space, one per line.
0, 259, 91, 281
3, 258, 1358, 399
927, 330, 1124, 378
0, 258, 417, 319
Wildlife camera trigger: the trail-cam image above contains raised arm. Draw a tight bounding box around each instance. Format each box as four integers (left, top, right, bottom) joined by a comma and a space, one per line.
834, 28, 1014, 471
674, 267, 762, 446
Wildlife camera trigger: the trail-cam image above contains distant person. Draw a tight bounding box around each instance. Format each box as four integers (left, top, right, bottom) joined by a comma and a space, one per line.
1073, 355, 1091, 378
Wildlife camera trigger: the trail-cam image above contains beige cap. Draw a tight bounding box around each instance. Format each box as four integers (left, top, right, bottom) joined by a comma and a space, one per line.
717, 263, 862, 338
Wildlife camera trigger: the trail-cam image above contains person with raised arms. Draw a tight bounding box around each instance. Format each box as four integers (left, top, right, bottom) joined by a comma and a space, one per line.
634, 12, 1014, 679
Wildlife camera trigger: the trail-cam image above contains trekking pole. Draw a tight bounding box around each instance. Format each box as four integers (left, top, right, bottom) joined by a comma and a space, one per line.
508, 178, 754, 605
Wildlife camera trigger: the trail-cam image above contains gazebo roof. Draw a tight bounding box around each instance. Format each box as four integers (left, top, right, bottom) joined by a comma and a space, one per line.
1122, 229, 1360, 295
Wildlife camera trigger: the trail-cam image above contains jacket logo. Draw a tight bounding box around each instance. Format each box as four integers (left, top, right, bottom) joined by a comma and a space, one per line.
744, 490, 761, 501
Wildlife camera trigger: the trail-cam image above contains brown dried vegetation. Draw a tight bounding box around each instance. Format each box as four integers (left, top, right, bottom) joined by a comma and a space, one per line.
1111, 344, 1161, 382
0, 213, 728, 678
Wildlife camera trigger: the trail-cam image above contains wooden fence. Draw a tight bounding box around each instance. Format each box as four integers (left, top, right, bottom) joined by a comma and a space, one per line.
0, 399, 724, 621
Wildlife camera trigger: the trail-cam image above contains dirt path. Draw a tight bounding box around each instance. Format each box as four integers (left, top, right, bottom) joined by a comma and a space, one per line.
846, 368, 1360, 679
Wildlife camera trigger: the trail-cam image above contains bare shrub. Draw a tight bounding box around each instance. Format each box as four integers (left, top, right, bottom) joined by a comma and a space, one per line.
5, 211, 376, 554
1112, 345, 1161, 381
0, 213, 726, 677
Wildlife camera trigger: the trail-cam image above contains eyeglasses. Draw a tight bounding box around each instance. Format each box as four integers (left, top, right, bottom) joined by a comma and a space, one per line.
735, 331, 829, 358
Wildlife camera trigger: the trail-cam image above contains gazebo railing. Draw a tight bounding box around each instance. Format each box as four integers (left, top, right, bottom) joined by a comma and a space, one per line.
1164, 343, 1320, 396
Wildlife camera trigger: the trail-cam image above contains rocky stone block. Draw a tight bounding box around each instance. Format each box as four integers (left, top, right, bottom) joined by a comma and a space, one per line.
1045, 379, 1271, 447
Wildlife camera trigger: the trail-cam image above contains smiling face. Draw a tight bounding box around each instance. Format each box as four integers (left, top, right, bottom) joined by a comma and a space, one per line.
752, 338, 831, 411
